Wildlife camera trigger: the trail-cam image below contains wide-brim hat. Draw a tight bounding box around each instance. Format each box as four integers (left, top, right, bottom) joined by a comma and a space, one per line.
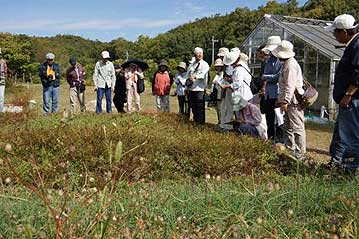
238, 53, 249, 66
176, 62, 187, 71
46, 53, 55, 60
262, 36, 281, 53
272, 40, 295, 59
223, 51, 240, 65
158, 59, 169, 68
214, 58, 224, 67
217, 47, 229, 57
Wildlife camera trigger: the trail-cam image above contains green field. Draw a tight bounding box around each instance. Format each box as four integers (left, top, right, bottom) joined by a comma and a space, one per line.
1, 84, 358, 239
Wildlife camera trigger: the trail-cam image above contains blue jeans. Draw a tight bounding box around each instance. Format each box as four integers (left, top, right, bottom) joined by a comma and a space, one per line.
329, 120, 346, 163
43, 85, 59, 114
0, 85, 4, 112
96, 86, 112, 113
337, 98, 359, 171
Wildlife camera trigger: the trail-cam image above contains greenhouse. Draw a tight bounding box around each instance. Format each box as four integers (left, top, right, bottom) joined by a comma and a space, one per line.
240, 14, 344, 119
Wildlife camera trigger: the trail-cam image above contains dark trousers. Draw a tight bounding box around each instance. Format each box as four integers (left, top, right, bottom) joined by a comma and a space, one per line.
96, 86, 112, 113
113, 94, 126, 113
178, 95, 186, 114
188, 91, 205, 124
261, 98, 283, 142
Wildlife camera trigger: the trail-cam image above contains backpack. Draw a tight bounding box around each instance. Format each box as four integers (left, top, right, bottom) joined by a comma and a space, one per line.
239, 65, 260, 95
137, 78, 145, 94
295, 80, 318, 108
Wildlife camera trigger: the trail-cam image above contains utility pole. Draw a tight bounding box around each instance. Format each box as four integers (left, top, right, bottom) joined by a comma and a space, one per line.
211, 36, 219, 66
125, 51, 129, 61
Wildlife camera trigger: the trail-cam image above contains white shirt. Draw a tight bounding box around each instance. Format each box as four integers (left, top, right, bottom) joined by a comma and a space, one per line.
231, 64, 253, 102
175, 72, 187, 96
187, 59, 210, 91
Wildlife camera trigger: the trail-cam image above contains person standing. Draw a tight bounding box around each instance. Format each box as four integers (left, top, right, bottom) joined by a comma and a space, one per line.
93, 51, 116, 114
66, 57, 86, 113
325, 14, 359, 173
124, 63, 144, 112
260, 36, 283, 141
113, 64, 127, 113
209, 58, 225, 123
174, 62, 188, 114
186, 47, 210, 124
273, 40, 306, 159
152, 60, 174, 112
39, 53, 61, 114
0, 49, 7, 112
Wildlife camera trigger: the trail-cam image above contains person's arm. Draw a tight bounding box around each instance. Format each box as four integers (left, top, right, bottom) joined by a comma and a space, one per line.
92, 62, 99, 89
249, 104, 262, 126
193, 62, 209, 80
279, 67, 296, 112
151, 72, 156, 94
66, 68, 72, 85
111, 64, 116, 89
169, 72, 174, 86
135, 68, 144, 79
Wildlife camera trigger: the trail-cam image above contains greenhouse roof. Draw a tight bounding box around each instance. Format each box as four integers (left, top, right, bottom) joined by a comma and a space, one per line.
241, 14, 345, 61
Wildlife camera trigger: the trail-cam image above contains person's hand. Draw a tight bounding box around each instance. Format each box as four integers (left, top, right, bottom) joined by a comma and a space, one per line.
94, 87, 98, 92
48, 75, 53, 80
221, 84, 231, 89
280, 103, 288, 113
259, 87, 266, 96
112, 86, 115, 92
340, 95, 352, 108
190, 75, 195, 81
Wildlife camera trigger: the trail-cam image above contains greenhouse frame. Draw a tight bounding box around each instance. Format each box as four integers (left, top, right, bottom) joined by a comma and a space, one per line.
240, 14, 344, 119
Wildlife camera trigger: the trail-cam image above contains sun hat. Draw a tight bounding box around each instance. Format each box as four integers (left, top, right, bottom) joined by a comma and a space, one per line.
214, 58, 224, 67
158, 59, 169, 68
271, 40, 295, 59
223, 51, 240, 66
46, 53, 55, 60
176, 62, 187, 71
101, 51, 110, 59
262, 36, 281, 54
69, 57, 77, 65
230, 47, 241, 54
194, 47, 203, 54
238, 53, 249, 66
325, 14, 358, 32
217, 47, 229, 57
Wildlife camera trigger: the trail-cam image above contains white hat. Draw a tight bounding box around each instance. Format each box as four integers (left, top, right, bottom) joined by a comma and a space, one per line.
238, 53, 249, 66
230, 47, 241, 54
325, 14, 358, 32
177, 62, 187, 70
272, 40, 295, 59
223, 51, 240, 66
217, 47, 229, 57
194, 47, 203, 54
262, 36, 281, 53
46, 53, 55, 60
214, 58, 224, 67
101, 51, 110, 59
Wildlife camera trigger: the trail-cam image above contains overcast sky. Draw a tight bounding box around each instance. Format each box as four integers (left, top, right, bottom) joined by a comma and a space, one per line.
0, 0, 306, 41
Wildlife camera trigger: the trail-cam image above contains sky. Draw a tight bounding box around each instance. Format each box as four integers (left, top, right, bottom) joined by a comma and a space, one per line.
0, 0, 306, 42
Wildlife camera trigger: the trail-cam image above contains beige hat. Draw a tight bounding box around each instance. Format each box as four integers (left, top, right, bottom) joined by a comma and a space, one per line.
101, 51, 110, 59
223, 51, 240, 65
177, 62, 187, 70
230, 47, 241, 54
272, 40, 295, 59
214, 58, 224, 67
46, 53, 55, 60
325, 14, 358, 32
238, 53, 249, 66
262, 36, 281, 53
217, 47, 229, 57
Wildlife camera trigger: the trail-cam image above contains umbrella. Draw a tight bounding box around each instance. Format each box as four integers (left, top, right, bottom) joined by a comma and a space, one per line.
121, 59, 149, 71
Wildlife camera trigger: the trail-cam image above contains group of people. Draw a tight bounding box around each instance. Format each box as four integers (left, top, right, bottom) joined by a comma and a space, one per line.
0, 13, 358, 173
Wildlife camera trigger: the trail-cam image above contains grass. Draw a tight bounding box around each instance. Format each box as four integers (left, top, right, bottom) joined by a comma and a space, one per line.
1, 84, 356, 239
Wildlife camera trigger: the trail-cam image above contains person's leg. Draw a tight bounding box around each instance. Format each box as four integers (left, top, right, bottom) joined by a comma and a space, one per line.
132, 83, 141, 111
164, 95, 170, 112
156, 95, 162, 112
329, 120, 346, 164
43, 86, 51, 114
51, 86, 59, 113
288, 105, 306, 155
193, 91, 205, 124
69, 87, 77, 114
0, 85, 5, 112
178, 95, 185, 114
78, 90, 86, 112
338, 99, 359, 171
113, 94, 121, 113
127, 88, 133, 112
236, 123, 259, 137
105, 86, 112, 113
96, 88, 105, 113
265, 99, 276, 140
283, 109, 295, 152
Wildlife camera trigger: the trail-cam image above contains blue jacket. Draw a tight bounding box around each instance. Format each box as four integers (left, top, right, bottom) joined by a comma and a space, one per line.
333, 34, 359, 104
263, 55, 282, 99
39, 62, 61, 88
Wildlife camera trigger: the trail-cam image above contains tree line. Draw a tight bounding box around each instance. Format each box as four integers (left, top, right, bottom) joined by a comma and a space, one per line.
0, 0, 357, 83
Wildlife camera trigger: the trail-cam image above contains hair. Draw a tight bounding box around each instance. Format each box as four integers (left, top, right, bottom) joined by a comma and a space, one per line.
347, 23, 359, 35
